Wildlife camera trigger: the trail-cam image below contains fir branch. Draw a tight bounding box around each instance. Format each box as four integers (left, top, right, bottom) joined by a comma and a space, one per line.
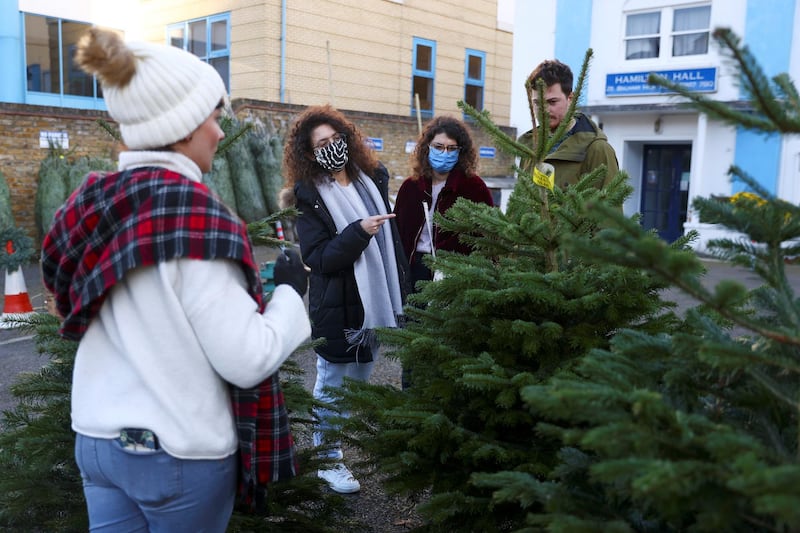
745, 368, 797, 412
0, 226, 34, 271
648, 28, 800, 135
216, 116, 253, 156
713, 28, 798, 133
95, 118, 121, 141
458, 100, 534, 160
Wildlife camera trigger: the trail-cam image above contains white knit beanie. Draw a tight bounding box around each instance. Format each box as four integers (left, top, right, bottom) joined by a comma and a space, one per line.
76, 29, 226, 150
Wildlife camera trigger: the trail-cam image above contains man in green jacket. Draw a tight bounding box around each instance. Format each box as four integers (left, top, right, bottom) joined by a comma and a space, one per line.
519, 59, 619, 190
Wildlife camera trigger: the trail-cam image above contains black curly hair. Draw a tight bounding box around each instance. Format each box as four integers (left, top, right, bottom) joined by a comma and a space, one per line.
282, 104, 378, 188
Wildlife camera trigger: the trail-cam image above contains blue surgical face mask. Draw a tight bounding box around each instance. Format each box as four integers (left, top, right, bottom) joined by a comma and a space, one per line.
428, 147, 459, 173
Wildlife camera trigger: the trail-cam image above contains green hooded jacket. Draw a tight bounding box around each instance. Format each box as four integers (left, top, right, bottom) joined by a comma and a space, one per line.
519, 113, 619, 190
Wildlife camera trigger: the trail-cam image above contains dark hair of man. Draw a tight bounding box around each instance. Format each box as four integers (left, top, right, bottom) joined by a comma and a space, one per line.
527, 59, 573, 97
410, 115, 478, 181
283, 104, 378, 187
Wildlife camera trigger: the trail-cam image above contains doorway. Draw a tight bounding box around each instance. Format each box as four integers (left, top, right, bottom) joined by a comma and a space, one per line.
640, 144, 691, 242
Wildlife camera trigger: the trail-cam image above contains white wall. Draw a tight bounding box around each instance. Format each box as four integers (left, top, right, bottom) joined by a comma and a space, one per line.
19, 0, 143, 35
509, 0, 556, 134
778, 1, 800, 204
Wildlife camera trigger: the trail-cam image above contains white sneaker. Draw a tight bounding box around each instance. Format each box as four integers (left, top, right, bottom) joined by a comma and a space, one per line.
318, 463, 361, 493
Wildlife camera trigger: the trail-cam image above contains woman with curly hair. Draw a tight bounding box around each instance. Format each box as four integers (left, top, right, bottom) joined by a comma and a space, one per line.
282, 104, 408, 493
394, 116, 494, 290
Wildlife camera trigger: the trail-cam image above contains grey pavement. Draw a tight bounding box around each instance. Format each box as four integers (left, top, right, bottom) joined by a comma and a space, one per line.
2, 253, 799, 533
2, 254, 800, 415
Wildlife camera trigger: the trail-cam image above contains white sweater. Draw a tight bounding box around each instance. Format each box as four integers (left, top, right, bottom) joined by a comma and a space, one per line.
71, 151, 311, 459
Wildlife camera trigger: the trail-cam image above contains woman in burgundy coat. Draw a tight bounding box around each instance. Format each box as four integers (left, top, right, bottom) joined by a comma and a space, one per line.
394, 115, 494, 290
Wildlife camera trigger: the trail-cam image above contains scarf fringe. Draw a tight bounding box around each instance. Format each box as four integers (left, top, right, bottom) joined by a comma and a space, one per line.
345, 327, 378, 354
345, 315, 405, 354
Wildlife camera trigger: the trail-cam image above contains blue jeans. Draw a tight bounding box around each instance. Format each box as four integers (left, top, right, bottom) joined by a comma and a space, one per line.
74, 433, 237, 532
312, 355, 373, 459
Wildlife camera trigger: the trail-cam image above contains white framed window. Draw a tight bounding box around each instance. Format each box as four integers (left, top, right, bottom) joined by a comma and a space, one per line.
625, 12, 661, 59
672, 6, 711, 56
624, 4, 710, 60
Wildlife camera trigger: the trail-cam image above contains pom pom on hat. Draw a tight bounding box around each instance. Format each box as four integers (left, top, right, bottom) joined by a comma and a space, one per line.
75, 27, 226, 150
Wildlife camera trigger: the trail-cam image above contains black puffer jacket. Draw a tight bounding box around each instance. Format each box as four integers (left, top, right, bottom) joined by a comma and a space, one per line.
292, 164, 409, 363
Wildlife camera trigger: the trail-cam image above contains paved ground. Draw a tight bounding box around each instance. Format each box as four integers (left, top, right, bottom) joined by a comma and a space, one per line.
2, 250, 799, 531
4, 252, 799, 415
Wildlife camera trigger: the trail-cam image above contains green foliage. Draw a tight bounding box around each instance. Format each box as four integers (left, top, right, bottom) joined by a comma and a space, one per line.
0, 226, 35, 271
34, 145, 115, 242
228, 127, 268, 222
486, 28, 800, 532
649, 28, 800, 135
336, 29, 800, 532
0, 313, 87, 532
204, 113, 286, 223
0, 170, 14, 230
34, 148, 68, 242
248, 123, 284, 215
332, 48, 684, 531
204, 152, 238, 212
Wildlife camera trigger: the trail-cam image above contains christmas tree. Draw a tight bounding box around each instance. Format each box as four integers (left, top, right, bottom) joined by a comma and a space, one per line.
336, 28, 800, 531
507, 28, 800, 531
333, 48, 686, 532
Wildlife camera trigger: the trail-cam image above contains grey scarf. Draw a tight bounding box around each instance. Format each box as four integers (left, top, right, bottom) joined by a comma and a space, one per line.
316, 169, 403, 351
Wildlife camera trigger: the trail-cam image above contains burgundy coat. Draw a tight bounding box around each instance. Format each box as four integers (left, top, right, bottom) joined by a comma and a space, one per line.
393, 167, 494, 263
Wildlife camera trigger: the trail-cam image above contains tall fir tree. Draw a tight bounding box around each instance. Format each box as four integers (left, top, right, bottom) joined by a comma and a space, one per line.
336, 27, 800, 532
334, 49, 687, 532
507, 28, 800, 531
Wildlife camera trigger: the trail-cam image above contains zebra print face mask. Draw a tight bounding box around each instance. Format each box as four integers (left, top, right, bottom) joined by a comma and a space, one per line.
313, 136, 349, 173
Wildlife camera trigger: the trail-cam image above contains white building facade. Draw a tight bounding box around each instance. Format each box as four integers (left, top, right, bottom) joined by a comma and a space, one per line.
510, 0, 800, 251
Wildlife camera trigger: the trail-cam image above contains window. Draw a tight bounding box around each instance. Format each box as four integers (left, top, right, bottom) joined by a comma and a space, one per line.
672, 6, 711, 56
464, 49, 486, 113
412, 37, 435, 118
625, 12, 660, 59
624, 5, 710, 60
24, 13, 103, 104
167, 13, 230, 92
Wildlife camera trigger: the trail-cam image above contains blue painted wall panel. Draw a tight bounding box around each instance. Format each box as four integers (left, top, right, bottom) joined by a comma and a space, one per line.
0, 2, 23, 103
554, 0, 593, 102
733, 0, 797, 193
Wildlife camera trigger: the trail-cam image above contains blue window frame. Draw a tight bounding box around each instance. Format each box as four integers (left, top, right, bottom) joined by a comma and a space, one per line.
23, 13, 106, 110
464, 49, 485, 116
411, 37, 435, 118
167, 13, 231, 92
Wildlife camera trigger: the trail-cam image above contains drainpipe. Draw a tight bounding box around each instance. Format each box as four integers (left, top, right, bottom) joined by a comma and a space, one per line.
280, 0, 286, 103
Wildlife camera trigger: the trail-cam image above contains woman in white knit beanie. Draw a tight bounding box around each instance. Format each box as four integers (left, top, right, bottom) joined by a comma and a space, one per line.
41, 27, 311, 530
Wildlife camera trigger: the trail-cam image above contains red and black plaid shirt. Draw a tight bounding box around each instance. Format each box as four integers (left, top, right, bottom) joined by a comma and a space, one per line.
41, 167, 296, 511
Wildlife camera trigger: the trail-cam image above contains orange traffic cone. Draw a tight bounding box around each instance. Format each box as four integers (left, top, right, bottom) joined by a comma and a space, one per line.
1, 263, 35, 328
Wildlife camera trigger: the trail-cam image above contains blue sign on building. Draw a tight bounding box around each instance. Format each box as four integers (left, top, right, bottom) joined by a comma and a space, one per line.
367, 137, 383, 151
605, 67, 717, 96
479, 146, 496, 158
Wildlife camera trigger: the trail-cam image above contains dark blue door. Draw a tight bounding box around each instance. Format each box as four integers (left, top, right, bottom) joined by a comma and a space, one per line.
640, 145, 691, 242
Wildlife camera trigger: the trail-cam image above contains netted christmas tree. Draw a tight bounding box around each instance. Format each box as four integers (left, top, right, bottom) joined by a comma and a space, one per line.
336, 28, 800, 532
333, 49, 689, 532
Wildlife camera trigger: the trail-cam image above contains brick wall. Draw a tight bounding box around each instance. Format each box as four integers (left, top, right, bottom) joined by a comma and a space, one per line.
0, 103, 123, 243
0, 99, 515, 246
